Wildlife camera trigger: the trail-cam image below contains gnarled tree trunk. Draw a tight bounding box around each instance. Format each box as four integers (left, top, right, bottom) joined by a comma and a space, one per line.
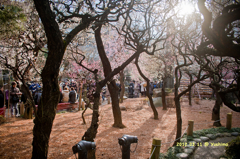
94, 25, 124, 128
32, 1, 65, 158
32, 62, 62, 159
82, 81, 101, 159
210, 85, 222, 127
173, 96, 182, 146
135, 55, 158, 119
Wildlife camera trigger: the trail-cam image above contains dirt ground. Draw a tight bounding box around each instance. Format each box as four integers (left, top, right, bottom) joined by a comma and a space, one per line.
0, 98, 240, 159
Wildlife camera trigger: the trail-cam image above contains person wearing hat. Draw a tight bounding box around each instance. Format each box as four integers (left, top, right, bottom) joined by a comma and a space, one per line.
10, 81, 22, 117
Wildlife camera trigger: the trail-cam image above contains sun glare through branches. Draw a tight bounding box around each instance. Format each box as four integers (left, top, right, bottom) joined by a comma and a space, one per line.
176, 1, 195, 16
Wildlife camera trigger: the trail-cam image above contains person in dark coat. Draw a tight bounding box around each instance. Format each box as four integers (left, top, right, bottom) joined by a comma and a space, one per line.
10, 81, 22, 117
128, 82, 134, 98
68, 87, 76, 104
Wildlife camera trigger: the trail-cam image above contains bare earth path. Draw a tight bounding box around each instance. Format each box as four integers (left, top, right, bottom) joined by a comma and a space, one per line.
0, 98, 240, 159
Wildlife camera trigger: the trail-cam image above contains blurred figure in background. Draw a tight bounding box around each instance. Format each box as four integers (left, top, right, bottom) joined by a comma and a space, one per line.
62, 87, 69, 103
0, 86, 4, 108
10, 81, 22, 117
69, 87, 76, 104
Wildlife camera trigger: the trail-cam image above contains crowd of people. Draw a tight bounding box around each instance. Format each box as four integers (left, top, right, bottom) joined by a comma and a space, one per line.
128, 80, 163, 98
0, 78, 164, 117
59, 79, 78, 104
59, 79, 98, 104
0, 79, 80, 117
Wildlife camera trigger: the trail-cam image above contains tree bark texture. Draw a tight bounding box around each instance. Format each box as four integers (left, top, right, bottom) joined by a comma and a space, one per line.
32, 52, 63, 159
173, 96, 182, 146
135, 55, 158, 119
211, 86, 222, 127
82, 87, 101, 142
94, 26, 124, 128
162, 77, 167, 110
32, 0, 65, 158
82, 83, 90, 125
219, 91, 240, 112
197, 0, 240, 58
82, 82, 101, 159
108, 81, 125, 128
119, 70, 125, 103
173, 67, 182, 146
188, 74, 192, 106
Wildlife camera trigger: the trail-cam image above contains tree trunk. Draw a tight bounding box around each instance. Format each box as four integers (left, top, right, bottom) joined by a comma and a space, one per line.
82, 82, 101, 159
212, 88, 222, 127
94, 26, 124, 128
162, 78, 167, 110
82, 83, 89, 125
108, 80, 125, 128
119, 70, 125, 103
211, 89, 215, 99
32, 79, 60, 159
32, 1, 65, 157
188, 74, 192, 106
173, 67, 182, 146
173, 96, 182, 146
135, 55, 158, 119
146, 81, 158, 119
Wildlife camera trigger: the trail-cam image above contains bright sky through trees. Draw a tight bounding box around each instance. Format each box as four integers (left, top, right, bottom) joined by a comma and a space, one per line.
177, 1, 195, 16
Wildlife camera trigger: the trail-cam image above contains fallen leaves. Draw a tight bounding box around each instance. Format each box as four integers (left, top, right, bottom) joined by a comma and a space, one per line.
0, 98, 239, 159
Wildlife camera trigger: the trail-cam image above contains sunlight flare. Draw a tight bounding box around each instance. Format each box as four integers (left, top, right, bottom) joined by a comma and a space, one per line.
177, 1, 195, 16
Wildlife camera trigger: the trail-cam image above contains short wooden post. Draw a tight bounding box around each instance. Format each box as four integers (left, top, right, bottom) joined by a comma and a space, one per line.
150, 138, 161, 159
226, 113, 232, 130
20, 102, 24, 116
29, 107, 33, 119
107, 96, 111, 104
187, 120, 194, 136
